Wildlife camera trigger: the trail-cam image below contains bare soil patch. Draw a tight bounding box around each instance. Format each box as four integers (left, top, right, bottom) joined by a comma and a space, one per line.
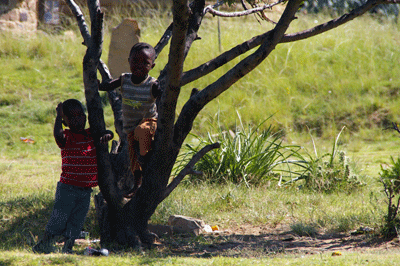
156, 224, 400, 258
69, 224, 400, 257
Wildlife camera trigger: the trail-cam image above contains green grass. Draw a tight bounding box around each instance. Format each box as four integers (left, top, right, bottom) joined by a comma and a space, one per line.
1, 5, 400, 264
1, 251, 400, 265
1, 12, 400, 151
152, 182, 384, 232
1, 249, 400, 265
180, 113, 304, 185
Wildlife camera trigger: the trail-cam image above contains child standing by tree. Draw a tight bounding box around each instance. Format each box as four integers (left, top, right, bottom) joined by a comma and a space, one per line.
99, 42, 162, 198
33, 99, 113, 254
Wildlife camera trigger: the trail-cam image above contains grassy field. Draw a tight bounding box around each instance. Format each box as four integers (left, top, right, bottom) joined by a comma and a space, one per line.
1, 250, 400, 265
1, 4, 400, 265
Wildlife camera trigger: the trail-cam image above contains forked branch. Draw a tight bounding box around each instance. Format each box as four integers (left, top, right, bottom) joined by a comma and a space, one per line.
69, 0, 124, 210
161, 142, 220, 202
181, 0, 389, 87
203, 0, 285, 17
281, 0, 386, 42
65, 0, 124, 138
385, 122, 400, 135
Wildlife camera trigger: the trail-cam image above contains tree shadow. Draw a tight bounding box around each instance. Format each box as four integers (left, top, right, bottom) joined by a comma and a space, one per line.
153, 230, 397, 258
1, 195, 396, 257
0, 194, 99, 250
0, 195, 56, 249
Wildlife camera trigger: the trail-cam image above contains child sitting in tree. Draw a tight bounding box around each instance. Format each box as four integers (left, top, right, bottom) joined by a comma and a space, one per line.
99, 42, 162, 198
33, 99, 113, 254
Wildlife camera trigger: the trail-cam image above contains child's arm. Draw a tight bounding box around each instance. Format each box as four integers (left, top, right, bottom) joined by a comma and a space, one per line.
99, 130, 114, 144
54, 102, 66, 147
88, 128, 114, 144
151, 80, 162, 98
98, 77, 122, 92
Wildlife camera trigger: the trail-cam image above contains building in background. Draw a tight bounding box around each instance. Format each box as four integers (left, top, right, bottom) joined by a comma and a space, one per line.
0, 0, 38, 31
0, 0, 171, 31
40, 0, 60, 25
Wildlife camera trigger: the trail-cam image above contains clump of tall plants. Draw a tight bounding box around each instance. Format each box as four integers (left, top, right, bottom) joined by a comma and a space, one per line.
280, 127, 364, 193
179, 114, 302, 186
178, 116, 364, 192
379, 156, 400, 238
302, 0, 399, 20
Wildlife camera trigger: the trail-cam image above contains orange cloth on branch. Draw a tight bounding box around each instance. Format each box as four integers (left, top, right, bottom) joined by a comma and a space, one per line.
124, 118, 157, 197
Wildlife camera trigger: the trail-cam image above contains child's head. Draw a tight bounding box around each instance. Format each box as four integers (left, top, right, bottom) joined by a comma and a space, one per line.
62, 99, 86, 133
128, 42, 156, 82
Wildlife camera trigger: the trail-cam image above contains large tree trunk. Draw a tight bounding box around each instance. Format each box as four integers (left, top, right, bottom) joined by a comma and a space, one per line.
77, 0, 139, 248
72, 0, 390, 249
76, 0, 212, 249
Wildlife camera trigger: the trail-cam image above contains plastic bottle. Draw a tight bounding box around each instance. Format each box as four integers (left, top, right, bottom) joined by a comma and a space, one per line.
84, 247, 109, 256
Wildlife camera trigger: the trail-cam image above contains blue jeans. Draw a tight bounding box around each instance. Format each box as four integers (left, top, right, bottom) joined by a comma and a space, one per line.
45, 182, 92, 239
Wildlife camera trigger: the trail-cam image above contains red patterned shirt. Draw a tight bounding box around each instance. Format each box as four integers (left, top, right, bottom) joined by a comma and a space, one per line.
57, 129, 98, 188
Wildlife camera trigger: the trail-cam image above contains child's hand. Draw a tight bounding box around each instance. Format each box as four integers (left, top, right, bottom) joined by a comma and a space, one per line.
100, 133, 113, 144
56, 102, 63, 117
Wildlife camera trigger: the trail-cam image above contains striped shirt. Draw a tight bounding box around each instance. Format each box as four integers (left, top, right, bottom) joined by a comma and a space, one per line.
57, 129, 98, 188
120, 73, 158, 133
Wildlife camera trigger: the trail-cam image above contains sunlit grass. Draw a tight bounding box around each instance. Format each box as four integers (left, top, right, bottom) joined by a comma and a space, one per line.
174, 14, 400, 138
1, 4, 400, 263
153, 182, 384, 233
0, 156, 386, 250
1, 243, 400, 265
1, 12, 400, 151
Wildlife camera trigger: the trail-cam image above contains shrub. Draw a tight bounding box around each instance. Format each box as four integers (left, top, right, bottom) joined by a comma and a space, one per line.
290, 222, 319, 237
179, 114, 302, 186
178, 116, 364, 193
302, 0, 399, 20
283, 127, 365, 193
379, 156, 400, 238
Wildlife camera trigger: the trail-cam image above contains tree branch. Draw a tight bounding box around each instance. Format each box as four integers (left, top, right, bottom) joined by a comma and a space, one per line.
87, 0, 102, 64
172, 88, 203, 147
157, 0, 205, 83
203, 0, 285, 17
161, 142, 220, 202
65, 0, 124, 139
166, 1, 208, 154
384, 122, 400, 134
174, 0, 302, 149
155, 1, 207, 60
180, 32, 268, 86
181, 0, 390, 86
154, 23, 173, 58
281, 0, 386, 43
380, 176, 391, 199
68, 0, 124, 210
65, 0, 91, 45
241, 0, 249, 10
203, 0, 301, 97
146, 0, 191, 197
184, 0, 206, 61
395, 195, 400, 221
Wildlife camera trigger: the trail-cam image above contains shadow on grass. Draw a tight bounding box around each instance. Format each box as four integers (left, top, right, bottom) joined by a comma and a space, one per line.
154, 231, 394, 258
1, 196, 393, 257
0, 194, 99, 250
0, 195, 54, 250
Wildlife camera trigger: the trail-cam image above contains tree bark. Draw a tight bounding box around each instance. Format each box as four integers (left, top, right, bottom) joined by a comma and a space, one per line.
69, 0, 396, 249
77, 0, 136, 248
73, 0, 212, 248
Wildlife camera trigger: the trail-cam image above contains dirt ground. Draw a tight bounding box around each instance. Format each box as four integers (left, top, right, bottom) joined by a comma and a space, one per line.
71, 224, 400, 257
155, 224, 400, 258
